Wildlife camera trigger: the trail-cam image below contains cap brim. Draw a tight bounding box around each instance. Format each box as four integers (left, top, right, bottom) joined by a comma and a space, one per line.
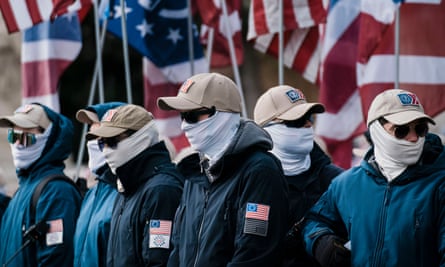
157, 96, 203, 111
86, 125, 127, 140
277, 103, 325, 121
76, 109, 99, 124
384, 110, 436, 125
0, 115, 39, 128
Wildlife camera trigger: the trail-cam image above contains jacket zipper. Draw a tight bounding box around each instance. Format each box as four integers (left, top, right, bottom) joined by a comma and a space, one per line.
371, 184, 391, 267
193, 190, 209, 267
111, 197, 126, 267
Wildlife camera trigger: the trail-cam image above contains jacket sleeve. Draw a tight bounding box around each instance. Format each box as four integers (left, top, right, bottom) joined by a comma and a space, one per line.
302, 181, 345, 257
141, 181, 182, 267
437, 179, 445, 266
227, 156, 290, 267
35, 180, 82, 267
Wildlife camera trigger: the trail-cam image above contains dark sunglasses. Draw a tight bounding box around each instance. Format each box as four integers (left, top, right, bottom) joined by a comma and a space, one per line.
7, 128, 37, 147
393, 123, 428, 139
97, 130, 136, 151
283, 114, 314, 128
379, 118, 428, 139
180, 106, 216, 124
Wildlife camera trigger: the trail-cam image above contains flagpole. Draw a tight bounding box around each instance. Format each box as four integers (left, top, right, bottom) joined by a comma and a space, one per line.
187, 0, 195, 75
206, 28, 215, 69
278, 0, 284, 85
120, 0, 133, 103
220, 0, 247, 118
93, 0, 104, 103
74, 18, 109, 181
394, 7, 400, 88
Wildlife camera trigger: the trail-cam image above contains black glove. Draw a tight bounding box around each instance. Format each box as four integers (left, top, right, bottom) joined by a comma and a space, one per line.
313, 234, 351, 267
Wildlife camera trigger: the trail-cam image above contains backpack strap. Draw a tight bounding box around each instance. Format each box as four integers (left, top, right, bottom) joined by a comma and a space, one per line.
30, 174, 78, 223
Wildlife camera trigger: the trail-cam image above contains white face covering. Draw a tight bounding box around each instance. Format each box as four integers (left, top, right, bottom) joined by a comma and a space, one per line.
369, 121, 425, 181
102, 121, 159, 174
87, 140, 107, 176
181, 111, 240, 166
264, 123, 313, 175
11, 123, 53, 170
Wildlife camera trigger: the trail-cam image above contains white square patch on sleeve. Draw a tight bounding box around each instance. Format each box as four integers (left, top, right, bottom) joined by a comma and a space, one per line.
149, 219, 172, 249
46, 219, 63, 246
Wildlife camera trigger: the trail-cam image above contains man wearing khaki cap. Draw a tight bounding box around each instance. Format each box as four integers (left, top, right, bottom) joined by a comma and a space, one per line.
157, 72, 289, 266
0, 103, 82, 267
86, 104, 184, 267
302, 89, 445, 267
254, 85, 343, 267
74, 102, 124, 267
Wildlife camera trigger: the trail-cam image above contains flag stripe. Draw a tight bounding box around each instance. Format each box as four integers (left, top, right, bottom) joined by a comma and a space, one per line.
0, 0, 82, 33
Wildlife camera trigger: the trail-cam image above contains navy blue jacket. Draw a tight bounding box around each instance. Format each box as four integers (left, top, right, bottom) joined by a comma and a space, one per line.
303, 133, 445, 266
282, 142, 343, 267
168, 120, 290, 267
107, 141, 184, 267
0, 103, 82, 267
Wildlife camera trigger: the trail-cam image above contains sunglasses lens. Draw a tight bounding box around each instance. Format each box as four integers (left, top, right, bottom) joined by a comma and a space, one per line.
284, 115, 313, 128
394, 125, 410, 139
7, 129, 15, 144
7, 129, 36, 147
98, 137, 118, 151
415, 123, 428, 137
180, 112, 199, 124
180, 107, 216, 124
394, 123, 428, 139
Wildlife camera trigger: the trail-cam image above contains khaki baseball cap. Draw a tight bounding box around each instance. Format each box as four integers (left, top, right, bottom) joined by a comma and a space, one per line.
76, 109, 99, 124
0, 103, 51, 129
254, 85, 325, 127
367, 89, 435, 126
157, 72, 242, 113
86, 104, 153, 140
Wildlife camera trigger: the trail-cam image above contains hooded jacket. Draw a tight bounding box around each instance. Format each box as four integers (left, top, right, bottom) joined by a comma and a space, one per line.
73, 102, 124, 267
74, 166, 117, 267
0, 103, 82, 267
106, 141, 184, 267
302, 133, 445, 267
168, 120, 290, 267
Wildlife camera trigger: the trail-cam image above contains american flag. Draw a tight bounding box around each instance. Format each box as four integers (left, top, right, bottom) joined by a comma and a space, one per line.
358, 0, 445, 121
194, 0, 244, 68
245, 203, 270, 221
105, 0, 208, 154
0, 0, 83, 33
246, 0, 326, 83
315, 0, 365, 169
149, 219, 172, 235
21, 12, 83, 112
104, 0, 207, 82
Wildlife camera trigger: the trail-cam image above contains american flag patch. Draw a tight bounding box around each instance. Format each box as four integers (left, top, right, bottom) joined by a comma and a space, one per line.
46, 219, 63, 246
15, 104, 33, 114
102, 109, 117, 122
243, 203, 270, 237
149, 220, 172, 249
180, 79, 194, 93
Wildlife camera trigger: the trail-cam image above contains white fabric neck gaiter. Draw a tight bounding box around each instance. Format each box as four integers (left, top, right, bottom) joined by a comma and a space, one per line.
369, 121, 425, 181
181, 111, 240, 166
103, 121, 159, 174
87, 140, 107, 176
265, 124, 313, 176
11, 123, 53, 170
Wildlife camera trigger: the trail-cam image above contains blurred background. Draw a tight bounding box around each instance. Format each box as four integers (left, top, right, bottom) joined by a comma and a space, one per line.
1, 0, 444, 195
